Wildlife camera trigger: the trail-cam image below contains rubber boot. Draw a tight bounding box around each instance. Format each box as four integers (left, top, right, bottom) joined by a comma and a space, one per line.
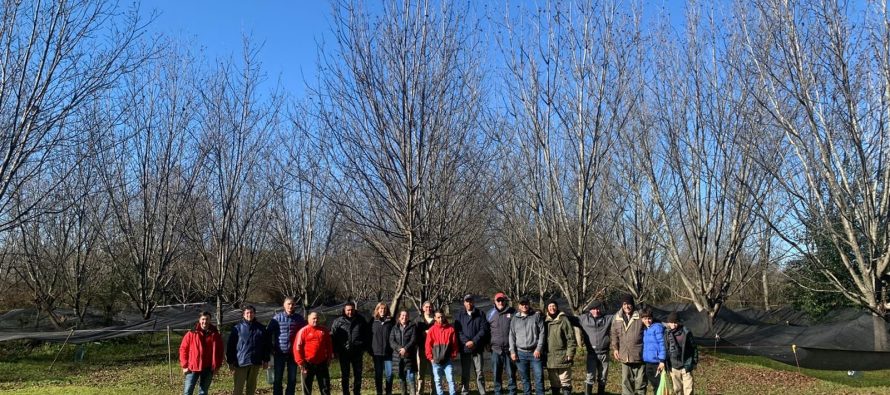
596, 384, 605, 395
551, 388, 560, 395
585, 384, 593, 395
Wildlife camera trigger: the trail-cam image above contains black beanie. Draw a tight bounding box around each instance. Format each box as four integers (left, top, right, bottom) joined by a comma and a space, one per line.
620, 294, 635, 306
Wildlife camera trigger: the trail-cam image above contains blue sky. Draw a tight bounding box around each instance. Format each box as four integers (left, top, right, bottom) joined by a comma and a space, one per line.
140, 1, 693, 97
141, 1, 333, 96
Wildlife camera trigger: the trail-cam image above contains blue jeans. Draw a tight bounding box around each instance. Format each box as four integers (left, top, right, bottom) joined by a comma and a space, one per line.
491, 350, 517, 395
374, 355, 394, 395
432, 361, 456, 395
183, 368, 213, 395
273, 352, 299, 395
515, 352, 544, 395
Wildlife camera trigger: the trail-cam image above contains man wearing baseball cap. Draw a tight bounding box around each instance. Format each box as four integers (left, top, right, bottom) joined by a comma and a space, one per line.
487, 292, 516, 395
453, 294, 489, 395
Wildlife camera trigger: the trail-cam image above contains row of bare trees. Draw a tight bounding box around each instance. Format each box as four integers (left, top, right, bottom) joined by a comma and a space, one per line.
0, 0, 887, 349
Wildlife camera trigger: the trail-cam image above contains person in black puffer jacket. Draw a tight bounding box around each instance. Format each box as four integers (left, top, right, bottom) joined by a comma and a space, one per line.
390, 310, 418, 395
487, 292, 516, 395
371, 302, 396, 395
331, 302, 370, 395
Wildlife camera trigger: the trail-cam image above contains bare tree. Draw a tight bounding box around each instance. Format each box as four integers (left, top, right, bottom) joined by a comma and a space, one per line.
191, 43, 279, 323
94, 45, 203, 320
639, 4, 777, 323
267, 111, 339, 310
0, 0, 146, 233
499, 0, 643, 313
741, 0, 890, 348
316, 0, 490, 313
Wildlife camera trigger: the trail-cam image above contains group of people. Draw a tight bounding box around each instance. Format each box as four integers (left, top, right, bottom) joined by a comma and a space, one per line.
177, 294, 698, 395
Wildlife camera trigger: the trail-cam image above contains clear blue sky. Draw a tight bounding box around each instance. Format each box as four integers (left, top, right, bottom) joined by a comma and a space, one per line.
140, 1, 692, 97
141, 1, 333, 96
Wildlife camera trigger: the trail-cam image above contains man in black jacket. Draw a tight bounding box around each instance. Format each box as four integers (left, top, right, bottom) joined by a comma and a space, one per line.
331, 302, 369, 395
487, 292, 516, 395
454, 295, 489, 395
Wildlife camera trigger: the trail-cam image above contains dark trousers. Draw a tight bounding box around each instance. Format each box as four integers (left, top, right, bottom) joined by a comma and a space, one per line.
459, 352, 486, 395
643, 363, 660, 394
339, 351, 364, 395
303, 362, 331, 395
374, 355, 394, 395
491, 350, 516, 395
274, 352, 299, 395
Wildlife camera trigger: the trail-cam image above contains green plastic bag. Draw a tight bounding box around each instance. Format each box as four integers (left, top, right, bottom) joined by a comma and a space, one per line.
655, 370, 669, 395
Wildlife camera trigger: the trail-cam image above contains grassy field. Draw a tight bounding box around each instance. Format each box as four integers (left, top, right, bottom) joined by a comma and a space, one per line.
0, 333, 888, 394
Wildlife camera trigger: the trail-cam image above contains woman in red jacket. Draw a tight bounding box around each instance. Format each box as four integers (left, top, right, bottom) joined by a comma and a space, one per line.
425, 309, 459, 395
293, 312, 334, 395
179, 311, 224, 395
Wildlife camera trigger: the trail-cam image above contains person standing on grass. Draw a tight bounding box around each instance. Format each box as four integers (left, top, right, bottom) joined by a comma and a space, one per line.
180, 311, 224, 395
391, 310, 418, 395
426, 309, 459, 395
640, 308, 666, 394
294, 312, 334, 395
227, 305, 270, 395
544, 300, 576, 395
488, 292, 517, 395
453, 294, 489, 395
579, 301, 613, 395
415, 301, 436, 395
268, 297, 308, 395
508, 298, 545, 395
331, 301, 370, 395
664, 313, 697, 395
611, 295, 644, 395
371, 302, 396, 395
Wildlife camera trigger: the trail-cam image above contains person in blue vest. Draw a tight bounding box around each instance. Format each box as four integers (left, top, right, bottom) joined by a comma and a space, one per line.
487, 292, 516, 395
267, 297, 308, 395
454, 294, 489, 395
227, 305, 270, 395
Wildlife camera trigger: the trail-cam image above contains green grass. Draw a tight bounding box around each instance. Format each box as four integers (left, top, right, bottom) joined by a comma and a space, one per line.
1, 335, 889, 394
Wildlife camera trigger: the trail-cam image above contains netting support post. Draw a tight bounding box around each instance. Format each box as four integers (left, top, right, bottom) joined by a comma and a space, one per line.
167, 325, 173, 386
49, 328, 75, 371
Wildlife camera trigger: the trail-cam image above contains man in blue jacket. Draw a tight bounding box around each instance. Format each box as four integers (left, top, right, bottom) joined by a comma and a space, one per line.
454, 294, 489, 395
227, 305, 270, 395
267, 297, 307, 395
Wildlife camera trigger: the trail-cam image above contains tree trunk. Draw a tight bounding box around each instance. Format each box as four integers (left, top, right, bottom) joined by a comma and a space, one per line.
761, 270, 771, 311
873, 314, 888, 351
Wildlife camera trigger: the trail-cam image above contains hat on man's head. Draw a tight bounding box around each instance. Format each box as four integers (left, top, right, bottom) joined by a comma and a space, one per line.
620, 294, 635, 306
463, 294, 474, 302
493, 292, 508, 301
546, 299, 559, 308
588, 300, 604, 310
518, 297, 531, 305
666, 312, 680, 324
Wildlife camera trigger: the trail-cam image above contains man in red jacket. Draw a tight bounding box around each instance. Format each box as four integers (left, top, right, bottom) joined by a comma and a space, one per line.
425, 310, 459, 395
179, 311, 224, 395
294, 312, 334, 395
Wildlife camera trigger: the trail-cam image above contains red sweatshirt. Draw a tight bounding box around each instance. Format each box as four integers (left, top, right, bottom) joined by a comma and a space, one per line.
425, 322, 458, 363
293, 324, 333, 365
179, 323, 224, 372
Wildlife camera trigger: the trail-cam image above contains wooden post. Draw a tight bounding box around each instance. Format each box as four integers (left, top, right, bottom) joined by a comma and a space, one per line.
167, 325, 173, 386
49, 328, 75, 370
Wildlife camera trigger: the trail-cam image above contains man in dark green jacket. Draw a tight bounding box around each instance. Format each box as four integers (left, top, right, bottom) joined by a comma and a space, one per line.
544, 301, 575, 395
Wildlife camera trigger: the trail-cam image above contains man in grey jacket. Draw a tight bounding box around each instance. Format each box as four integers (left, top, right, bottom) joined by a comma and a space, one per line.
579, 301, 613, 395
508, 298, 545, 395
